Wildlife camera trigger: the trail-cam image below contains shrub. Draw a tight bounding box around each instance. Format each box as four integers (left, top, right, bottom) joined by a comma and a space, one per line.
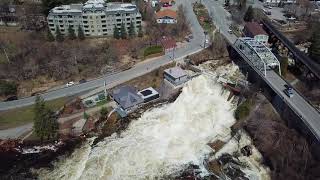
0, 80, 17, 96
235, 100, 251, 120
144, 45, 163, 57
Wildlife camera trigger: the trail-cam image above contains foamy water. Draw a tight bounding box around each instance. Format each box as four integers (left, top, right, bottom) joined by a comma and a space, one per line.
36, 75, 237, 180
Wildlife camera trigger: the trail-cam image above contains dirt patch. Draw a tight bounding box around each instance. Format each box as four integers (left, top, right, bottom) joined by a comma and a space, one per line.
115, 62, 176, 91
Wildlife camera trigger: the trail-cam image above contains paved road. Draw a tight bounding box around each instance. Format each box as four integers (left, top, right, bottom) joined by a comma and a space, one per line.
0, 0, 205, 111
266, 70, 320, 141
0, 123, 33, 139
0, 0, 206, 139
263, 20, 320, 79
203, 0, 320, 141
202, 0, 237, 43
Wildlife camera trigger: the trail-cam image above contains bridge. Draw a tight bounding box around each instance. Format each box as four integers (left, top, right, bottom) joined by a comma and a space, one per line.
232, 37, 320, 142
262, 20, 320, 79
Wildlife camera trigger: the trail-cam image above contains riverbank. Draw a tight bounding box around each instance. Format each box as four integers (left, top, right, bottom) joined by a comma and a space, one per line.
0, 137, 85, 179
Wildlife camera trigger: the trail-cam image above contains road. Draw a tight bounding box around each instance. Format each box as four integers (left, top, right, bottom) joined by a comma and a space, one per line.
203, 0, 320, 141
266, 70, 320, 141
0, 123, 33, 139
202, 0, 237, 43
0, 0, 205, 111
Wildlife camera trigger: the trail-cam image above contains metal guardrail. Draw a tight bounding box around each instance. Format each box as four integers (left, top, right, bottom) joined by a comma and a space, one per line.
232, 43, 320, 141
262, 20, 320, 79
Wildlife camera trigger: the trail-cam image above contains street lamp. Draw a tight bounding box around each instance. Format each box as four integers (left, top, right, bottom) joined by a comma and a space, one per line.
204, 31, 208, 48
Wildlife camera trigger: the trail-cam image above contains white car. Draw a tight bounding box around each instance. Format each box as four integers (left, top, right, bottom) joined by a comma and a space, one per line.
66, 81, 75, 87
205, 39, 209, 44
228, 29, 233, 34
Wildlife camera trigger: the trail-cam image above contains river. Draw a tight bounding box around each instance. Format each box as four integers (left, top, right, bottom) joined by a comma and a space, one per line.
35, 64, 269, 180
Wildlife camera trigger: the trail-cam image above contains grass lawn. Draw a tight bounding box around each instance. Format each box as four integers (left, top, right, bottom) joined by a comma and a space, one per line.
96, 99, 108, 106
0, 97, 68, 130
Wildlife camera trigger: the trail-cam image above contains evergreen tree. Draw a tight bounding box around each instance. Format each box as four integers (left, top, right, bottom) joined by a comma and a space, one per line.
138, 25, 143, 37
47, 29, 55, 42
244, 6, 254, 22
309, 26, 320, 64
129, 21, 136, 38
33, 95, 58, 141
68, 25, 76, 40
55, 25, 64, 42
78, 26, 85, 40
120, 23, 127, 39
113, 25, 120, 39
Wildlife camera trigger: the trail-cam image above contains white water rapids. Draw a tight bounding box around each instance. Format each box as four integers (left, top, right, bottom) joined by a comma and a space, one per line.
35, 66, 268, 180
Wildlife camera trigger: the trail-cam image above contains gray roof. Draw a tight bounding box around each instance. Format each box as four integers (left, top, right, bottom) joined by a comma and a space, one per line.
164, 67, 187, 79
111, 86, 143, 110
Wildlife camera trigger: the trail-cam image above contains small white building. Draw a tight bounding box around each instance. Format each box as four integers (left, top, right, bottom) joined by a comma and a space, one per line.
156, 9, 177, 24
164, 67, 188, 86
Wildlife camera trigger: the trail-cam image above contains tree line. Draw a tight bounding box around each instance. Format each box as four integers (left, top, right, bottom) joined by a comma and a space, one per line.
113, 22, 143, 39
47, 25, 85, 42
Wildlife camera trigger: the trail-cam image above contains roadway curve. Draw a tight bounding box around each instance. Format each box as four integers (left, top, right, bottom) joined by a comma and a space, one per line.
0, 0, 205, 111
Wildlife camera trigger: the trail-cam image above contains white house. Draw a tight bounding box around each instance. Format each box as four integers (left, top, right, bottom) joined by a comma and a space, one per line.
164, 67, 188, 86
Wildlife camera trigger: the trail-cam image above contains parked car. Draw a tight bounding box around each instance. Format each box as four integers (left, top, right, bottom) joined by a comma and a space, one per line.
205, 39, 209, 44
79, 79, 87, 84
66, 81, 75, 87
5, 95, 18, 101
284, 85, 294, 98
189, 35, 193, 39
228, 29, 233, 34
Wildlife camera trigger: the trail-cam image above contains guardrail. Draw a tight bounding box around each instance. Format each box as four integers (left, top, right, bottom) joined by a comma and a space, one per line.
262, 20, 320, 79
232, 43, 320, 141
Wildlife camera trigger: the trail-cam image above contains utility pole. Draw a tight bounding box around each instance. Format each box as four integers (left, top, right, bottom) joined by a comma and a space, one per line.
1, 44, 10, 63
204, 31, 208, 48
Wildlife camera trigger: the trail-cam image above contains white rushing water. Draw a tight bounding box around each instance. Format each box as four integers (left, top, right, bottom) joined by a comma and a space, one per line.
36, 75, 236, 180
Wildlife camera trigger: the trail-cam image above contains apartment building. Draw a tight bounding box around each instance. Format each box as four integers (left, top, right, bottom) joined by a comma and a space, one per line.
47, 0, 142, 37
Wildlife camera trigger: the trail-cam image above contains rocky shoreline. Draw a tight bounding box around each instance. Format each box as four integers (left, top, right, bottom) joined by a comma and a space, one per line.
0, 137, 85, 179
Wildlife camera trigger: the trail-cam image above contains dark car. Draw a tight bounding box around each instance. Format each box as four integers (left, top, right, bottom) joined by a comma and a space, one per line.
79, 79, 87, 84
5, 95, 18, 101
284, 85, 294, 98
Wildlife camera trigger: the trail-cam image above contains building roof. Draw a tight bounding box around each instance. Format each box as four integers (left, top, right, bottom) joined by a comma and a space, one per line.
244, 22, 267, 36
164, 66, 187, 79
156, 9, 177, 19
137, 87, 159, 99
111, 86, 143, 110
50, 4, 83, 14
160, 0, 175, 3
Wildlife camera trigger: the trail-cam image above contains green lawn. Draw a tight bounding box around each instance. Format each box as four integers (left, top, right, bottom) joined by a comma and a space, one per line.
144, 45, 163, 57
0, 97, 67, 130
